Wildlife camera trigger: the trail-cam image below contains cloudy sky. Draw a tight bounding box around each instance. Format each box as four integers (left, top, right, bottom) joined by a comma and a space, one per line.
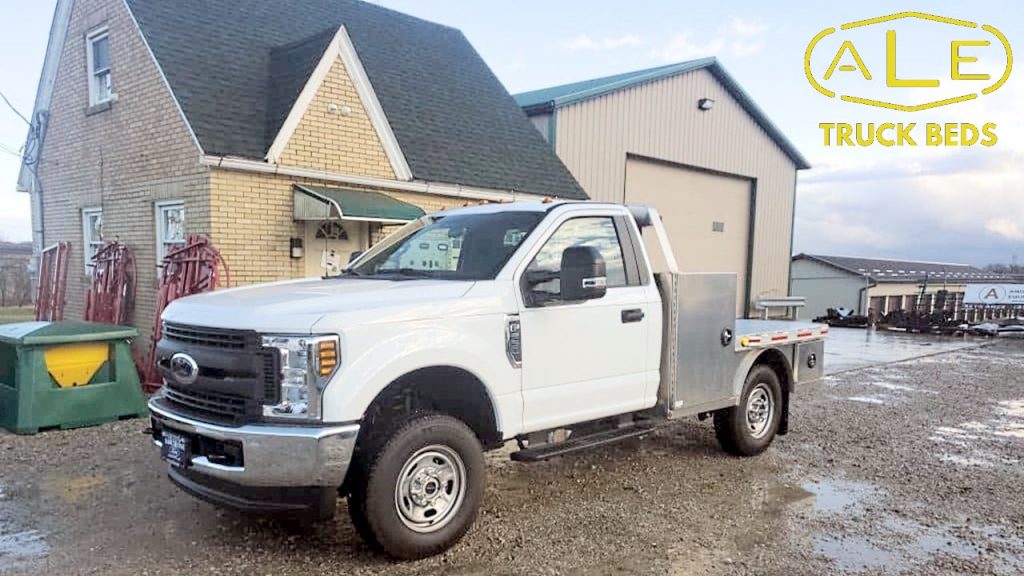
1, 0, 1021, 266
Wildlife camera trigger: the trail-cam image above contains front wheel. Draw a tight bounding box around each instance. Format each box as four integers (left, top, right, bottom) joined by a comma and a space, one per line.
347, 413, 485, 560
714, 365, 783, 456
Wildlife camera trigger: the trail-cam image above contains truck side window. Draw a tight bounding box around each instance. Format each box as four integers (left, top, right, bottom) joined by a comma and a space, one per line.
526, 217, 627, 297
353, 212, 543, 280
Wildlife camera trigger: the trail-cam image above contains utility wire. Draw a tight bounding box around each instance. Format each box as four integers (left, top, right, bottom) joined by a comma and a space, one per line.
0, 90, 31, 125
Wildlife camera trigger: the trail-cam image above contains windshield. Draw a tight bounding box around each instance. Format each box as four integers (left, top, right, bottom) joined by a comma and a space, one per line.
349, 211, 544, 280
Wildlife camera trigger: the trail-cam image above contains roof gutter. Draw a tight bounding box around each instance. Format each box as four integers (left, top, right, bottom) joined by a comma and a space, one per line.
201, 155, 532, 203
521, 102, 555, 116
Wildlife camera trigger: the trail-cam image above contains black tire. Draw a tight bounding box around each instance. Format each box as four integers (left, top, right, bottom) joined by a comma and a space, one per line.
346, 413, 485, 560
714, 365, 783, 456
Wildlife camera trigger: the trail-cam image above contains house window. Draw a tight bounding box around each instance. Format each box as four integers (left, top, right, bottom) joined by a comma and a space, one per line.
86, 28, 112, 106
156, 201, 185, 267
315, 221, 348, 240
82, 208, 103, 273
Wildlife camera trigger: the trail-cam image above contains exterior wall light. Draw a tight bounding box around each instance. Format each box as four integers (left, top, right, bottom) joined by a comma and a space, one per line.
290, 237, 304, 259
698, 98, 715, 111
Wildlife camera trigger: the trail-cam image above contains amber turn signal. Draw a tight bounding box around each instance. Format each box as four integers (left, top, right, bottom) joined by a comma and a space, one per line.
318, 340, 338, 377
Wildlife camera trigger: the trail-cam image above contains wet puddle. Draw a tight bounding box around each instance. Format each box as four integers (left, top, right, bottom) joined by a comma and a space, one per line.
824, 327, 979, 374
869, 381, 930, 394
793, 477, 1024, 573
930, 398, 1024, 467
0, 529, 48, 566
803, 478, 878, 514
814, 535, 895, 572
845, 395, 891, 405
0, 483, 50, 573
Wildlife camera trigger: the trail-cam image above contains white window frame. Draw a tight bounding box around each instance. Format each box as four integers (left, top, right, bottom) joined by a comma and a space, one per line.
155, 200, 186, 274
82, 207, 103, 274
86, 27, 112, 106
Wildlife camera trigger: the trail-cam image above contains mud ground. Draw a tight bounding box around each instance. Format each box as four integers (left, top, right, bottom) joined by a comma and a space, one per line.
1, 340, 1022, 575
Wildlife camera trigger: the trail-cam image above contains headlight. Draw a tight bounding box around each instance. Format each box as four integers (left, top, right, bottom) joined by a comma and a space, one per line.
261, 334, 340, 421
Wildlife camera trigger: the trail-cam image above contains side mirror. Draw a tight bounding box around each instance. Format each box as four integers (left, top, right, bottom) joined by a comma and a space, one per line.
560, 246, 607, 301
347, 251, 364, 264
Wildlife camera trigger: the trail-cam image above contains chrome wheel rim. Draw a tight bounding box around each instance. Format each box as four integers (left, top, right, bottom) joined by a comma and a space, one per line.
394, 445, 467, 533
745, 383, 774, 439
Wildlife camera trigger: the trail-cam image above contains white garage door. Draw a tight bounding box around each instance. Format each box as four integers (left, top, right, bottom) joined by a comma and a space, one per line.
624, 157, 752, 315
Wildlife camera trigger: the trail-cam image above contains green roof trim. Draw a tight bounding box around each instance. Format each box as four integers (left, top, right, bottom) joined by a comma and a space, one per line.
513, 58, 810, 170
294, 185, 426, 223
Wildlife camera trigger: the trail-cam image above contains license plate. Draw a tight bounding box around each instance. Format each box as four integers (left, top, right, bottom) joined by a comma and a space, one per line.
161, 430, 192, 468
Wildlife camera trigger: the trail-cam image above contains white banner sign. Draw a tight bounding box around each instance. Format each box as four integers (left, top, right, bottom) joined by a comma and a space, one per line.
964, 284, 1024, 305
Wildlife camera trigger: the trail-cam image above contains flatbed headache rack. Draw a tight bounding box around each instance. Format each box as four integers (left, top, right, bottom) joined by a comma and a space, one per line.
630, 205, 827, 420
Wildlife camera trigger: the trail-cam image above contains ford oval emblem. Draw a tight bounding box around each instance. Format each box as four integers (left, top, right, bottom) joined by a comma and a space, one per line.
170, 352, 199, 385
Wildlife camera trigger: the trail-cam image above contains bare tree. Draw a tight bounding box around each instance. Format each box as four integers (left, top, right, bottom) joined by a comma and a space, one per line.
0, 243, 33, 308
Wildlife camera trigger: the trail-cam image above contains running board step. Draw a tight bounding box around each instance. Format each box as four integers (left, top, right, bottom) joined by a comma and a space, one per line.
510, 423, 655, 462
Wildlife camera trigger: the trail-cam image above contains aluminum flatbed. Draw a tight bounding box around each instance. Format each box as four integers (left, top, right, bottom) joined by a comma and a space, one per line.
734, 319, 829, 350
657, 272, 827, 419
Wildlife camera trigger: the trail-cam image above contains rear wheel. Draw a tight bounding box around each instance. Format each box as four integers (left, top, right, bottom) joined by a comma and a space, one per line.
714, 365, 783, 456
347, 413, 485, 560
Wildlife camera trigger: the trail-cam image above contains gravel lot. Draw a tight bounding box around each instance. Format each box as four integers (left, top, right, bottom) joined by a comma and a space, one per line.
2, 340, 1022, 575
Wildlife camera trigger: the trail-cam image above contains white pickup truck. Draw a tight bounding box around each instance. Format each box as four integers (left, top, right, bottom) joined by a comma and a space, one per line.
148, 201, 826, 559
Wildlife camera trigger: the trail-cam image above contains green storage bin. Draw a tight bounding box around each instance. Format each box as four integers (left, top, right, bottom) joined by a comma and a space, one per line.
0, 321, 148, 434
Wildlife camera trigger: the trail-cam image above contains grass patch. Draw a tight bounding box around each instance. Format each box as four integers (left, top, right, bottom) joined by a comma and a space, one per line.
0, 306, 35, 325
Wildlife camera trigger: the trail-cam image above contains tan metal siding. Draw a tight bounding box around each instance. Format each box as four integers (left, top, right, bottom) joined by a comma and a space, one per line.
624, 158, 751, 314
553, 68, 799, 314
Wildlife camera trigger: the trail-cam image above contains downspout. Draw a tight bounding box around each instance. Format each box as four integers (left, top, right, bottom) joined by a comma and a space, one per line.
858, 273, 876, 315
25, 111, 49, 295
19, 0, 73, 295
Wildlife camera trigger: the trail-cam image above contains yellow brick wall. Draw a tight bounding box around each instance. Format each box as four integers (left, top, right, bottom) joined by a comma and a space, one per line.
209, 168, 475, 285
278, 57, 396, 179
37, 0, 208, 341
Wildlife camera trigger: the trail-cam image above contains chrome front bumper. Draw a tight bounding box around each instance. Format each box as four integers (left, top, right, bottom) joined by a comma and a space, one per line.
149, 399, 359, 488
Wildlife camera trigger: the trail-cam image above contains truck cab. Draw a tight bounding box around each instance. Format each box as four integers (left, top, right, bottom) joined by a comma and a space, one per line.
148, 201, 826, 559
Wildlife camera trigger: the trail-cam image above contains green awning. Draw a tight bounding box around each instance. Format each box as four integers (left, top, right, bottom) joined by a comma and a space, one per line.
293, 184, 426, 224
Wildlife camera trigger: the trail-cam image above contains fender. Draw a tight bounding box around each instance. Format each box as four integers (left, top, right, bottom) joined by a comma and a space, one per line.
732, 347, 794, 435
731, 347, 794, 398
319, 314, 521, 437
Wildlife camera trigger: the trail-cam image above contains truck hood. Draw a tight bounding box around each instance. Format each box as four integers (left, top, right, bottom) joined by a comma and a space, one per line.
161, 278, 475, 333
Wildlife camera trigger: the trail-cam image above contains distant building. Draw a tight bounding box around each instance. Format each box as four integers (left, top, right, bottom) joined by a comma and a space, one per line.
0, 242, 33, 307
790, 254, 1013, 322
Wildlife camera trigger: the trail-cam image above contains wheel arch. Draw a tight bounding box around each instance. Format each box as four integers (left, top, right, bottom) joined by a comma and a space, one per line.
735, 348, 794, 435
358, 365, 503, 451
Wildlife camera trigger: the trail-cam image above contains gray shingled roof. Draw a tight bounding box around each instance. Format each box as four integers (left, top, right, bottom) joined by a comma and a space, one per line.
124, 0, 586, 199
794, 254, 1009, 283
266, 27, 337, 149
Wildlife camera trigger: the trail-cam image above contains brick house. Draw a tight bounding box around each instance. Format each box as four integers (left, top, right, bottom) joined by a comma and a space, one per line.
17, 0, 584, 335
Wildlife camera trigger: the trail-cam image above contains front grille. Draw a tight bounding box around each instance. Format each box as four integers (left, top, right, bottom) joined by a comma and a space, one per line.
164, 384, 250, 423
158, 323, 278, 424
262, 352, 280, 403
164, 323, 250, 350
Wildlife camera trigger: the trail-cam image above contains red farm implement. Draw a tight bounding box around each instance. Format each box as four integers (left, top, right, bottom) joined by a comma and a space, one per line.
34, 242, 70, 321
84, 241, 137, 325
139, 235, 230, 391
